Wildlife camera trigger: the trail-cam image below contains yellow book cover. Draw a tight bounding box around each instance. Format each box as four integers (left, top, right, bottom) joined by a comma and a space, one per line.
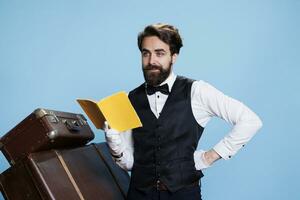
77, 91, 142, 132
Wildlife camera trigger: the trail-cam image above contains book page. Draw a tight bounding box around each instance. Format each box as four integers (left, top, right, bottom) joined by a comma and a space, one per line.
76, 99, 106, 129
98, 91, 142, 132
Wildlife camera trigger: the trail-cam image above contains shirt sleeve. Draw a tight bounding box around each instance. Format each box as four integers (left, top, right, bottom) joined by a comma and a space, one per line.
113, 129, 134, 171
191, 80, 263, 160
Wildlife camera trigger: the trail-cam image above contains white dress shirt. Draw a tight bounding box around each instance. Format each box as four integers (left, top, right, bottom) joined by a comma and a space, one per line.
114, 72, 263, 171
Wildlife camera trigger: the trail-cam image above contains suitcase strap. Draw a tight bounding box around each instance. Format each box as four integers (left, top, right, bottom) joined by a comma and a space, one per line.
54, 150, 85, 200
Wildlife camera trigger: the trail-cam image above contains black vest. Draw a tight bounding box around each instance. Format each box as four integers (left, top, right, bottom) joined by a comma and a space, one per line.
128, 76, 204, 192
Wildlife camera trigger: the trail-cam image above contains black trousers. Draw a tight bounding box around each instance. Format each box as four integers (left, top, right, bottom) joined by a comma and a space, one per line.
127, 184, 202, 200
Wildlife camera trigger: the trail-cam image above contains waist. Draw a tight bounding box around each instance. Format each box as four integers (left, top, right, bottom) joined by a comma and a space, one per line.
134, 156, 194, 167
155, 180, 199, 191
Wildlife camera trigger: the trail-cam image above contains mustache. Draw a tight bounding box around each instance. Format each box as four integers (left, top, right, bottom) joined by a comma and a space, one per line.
144, 64, 162, 71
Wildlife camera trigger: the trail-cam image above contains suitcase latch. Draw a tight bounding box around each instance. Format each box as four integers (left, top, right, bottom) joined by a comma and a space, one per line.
64, 120, 81, 132
48, 115, 59, 123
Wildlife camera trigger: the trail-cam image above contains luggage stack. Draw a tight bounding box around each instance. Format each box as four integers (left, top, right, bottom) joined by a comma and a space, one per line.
0, 108, 130, 200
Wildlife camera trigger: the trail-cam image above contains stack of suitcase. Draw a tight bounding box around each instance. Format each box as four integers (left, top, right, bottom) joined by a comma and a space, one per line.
0, 108, 130, 200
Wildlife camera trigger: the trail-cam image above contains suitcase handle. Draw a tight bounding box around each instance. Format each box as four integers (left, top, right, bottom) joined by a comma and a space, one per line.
65, 120, 81, 132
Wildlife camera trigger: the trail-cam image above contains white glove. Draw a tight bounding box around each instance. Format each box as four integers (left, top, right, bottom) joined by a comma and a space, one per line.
103, 121, 124, 157
194, 150, 211, 170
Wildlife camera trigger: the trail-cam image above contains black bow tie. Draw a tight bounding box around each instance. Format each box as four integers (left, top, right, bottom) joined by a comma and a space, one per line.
146, 84, 170, 95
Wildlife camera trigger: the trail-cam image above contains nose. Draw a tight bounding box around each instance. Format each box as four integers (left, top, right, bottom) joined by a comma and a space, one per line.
149, 54, 157, 65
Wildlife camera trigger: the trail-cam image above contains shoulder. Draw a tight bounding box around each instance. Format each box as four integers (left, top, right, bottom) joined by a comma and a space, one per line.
191, 80, 226, 103
176, 75, 196, 84
192, 80, 220, 93
129, 83, 145, 97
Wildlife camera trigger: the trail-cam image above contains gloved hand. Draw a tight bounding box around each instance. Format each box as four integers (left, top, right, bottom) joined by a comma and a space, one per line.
194, 150, 211, 170
103, 121, 124, 158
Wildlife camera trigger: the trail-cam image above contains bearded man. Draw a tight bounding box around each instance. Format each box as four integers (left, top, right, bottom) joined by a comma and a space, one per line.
104, 23, 263, 200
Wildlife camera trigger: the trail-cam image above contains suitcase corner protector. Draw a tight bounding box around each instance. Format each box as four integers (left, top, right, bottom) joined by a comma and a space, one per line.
47, 130, 58, 140
34, 108, 49, 118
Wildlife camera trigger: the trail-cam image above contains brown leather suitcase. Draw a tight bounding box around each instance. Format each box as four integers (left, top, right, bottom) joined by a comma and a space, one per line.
0, 143, 130, 200
0, 108, 95, 165
95, 143, 129, 196
0, 162, 41, 199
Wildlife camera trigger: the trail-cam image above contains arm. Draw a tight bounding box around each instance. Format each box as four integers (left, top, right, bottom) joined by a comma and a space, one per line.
104, 122, 134, 171
192, 81, 263, 169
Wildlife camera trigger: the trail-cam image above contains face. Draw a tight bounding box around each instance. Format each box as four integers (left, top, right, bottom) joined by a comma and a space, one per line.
141, 36, 177, 86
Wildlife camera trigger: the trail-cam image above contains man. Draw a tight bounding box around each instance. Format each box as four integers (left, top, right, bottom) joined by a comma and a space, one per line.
104, 23, 262, 200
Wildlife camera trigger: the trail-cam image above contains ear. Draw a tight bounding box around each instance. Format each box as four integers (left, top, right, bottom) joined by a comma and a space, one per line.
171, 53, 178, 64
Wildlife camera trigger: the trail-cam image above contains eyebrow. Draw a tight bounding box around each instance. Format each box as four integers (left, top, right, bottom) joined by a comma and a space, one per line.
142, 48, 150, 52
154, 49, 166, 53
141, 48, 167, 53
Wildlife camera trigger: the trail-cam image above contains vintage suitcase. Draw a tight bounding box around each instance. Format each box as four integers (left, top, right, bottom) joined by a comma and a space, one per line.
95, 143, 129, 196
0, 162, 41, 199
0, 108, 95, 165
0, 143, 130, 200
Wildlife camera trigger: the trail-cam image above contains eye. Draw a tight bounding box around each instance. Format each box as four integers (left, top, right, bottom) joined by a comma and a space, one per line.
156, 51, 165, 57
142, 51, 150, 57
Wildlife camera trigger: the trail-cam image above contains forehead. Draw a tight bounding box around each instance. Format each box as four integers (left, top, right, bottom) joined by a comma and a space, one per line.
141, 36, 170, 52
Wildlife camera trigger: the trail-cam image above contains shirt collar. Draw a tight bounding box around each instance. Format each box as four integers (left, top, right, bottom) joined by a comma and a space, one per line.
159, 72, 177, 92
144, 72, 177, 93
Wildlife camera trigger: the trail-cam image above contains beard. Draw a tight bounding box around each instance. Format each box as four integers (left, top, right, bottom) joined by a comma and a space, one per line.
142, 62, 172, 86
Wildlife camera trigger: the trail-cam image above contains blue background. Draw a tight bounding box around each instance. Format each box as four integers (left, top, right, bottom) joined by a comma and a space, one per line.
0, 0, 299, 199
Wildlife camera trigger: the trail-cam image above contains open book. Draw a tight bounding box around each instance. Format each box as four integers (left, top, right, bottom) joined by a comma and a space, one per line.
77, 91, 142, 132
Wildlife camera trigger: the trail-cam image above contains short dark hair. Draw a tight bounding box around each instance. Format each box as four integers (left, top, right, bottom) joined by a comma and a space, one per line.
137, 23, 183, 55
